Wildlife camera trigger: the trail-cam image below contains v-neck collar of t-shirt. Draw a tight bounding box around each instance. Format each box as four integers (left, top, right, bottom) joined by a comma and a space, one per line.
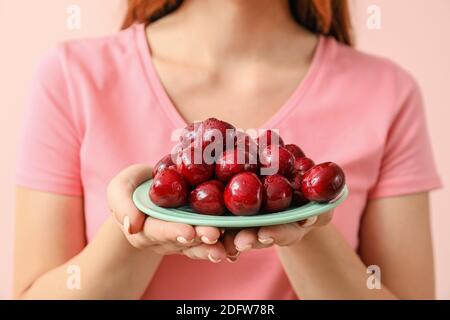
134, 23, 332, 131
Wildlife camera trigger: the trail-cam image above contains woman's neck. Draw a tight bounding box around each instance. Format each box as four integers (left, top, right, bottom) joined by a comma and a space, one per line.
147, 0, 316, 68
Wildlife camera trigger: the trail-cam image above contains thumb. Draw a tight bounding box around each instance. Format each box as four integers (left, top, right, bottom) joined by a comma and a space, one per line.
107, 164, 153, 234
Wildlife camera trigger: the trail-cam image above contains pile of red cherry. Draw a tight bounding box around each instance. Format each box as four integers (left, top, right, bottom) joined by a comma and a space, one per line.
149, 118, 345, 216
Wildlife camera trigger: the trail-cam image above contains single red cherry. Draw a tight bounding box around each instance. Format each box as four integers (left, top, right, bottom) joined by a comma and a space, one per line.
289, 172, 310, 206
301, 162, 346, 203
285, 144, 305, 159
195, 118, 236, 150
257, 130, 285, 148
176, 143, 214, 186
215, 148, 258, 183
190, 180, 226, 215
261, 175, 293, 213
149, 168, 188, 208
259, 145, 295, 177
293, 157, 315, 176
154, 154, 176, 176
224, 172, 263, 216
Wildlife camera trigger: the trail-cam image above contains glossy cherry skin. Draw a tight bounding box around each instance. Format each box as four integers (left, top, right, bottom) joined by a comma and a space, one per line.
176, 144, 214, 186
190, 180, 226, 215
149, 168, 188, 208
196, 117, 236, 150
261, 175, 293, 213
215, 148, 258, 183
224, 172, 263, 216
293, 157, 315, 176
285, 144, 305, 159
301, 162, 346, 203
259, 145, 295, 177
257, 130, 285, 148
154, 154, 176, 176
289, 172, 310, 206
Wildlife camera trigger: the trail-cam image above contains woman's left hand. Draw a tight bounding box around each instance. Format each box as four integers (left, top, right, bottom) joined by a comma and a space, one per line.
221, 211, 334, 262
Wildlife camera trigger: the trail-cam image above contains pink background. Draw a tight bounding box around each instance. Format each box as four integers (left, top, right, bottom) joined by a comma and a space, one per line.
0, 0, 449, 299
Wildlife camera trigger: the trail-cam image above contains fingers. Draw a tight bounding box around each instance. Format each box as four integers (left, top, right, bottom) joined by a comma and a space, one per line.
119, 218, 151, 249
314, 210, 333, 226
195, 226, 221, 245
107, 164, 153, 234
142, 217, 196, 244
298, 211, 333, 228
123, 229, 154, 249
257, 211, 334, 247
233, 228, 260, 252
258, 223, 305, 247
222, 229, 240, 262
182, 242, 227, 263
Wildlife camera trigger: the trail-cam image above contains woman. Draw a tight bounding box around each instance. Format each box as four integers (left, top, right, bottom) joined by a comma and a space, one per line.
14, 0, 441, 299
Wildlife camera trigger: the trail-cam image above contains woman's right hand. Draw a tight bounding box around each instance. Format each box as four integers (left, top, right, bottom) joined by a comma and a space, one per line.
107, 164, 227, 263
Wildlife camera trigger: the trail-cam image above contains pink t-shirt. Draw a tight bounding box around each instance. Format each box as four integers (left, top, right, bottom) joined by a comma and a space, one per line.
16, 24, 441, 299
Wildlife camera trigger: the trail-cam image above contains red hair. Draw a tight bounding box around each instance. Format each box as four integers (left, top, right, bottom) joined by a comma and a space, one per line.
122, 0, 353, 45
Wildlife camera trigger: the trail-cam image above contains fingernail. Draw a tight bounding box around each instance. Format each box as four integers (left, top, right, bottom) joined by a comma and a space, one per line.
177, 236, 193, 244
258, 237, 274, 245
227, 257, 238, 263
208, 253, 222, 263
201, 236, 217, 245
123, 216, 130, 234
302, 216, 318, 228
236, 244, 252, 252
227, 251, 240, 259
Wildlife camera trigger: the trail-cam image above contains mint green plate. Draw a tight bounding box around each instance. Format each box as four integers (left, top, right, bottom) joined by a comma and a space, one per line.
133, 179, 348, 228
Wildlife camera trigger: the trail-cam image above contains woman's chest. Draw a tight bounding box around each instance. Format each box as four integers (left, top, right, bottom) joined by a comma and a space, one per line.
151, 59, 311, 130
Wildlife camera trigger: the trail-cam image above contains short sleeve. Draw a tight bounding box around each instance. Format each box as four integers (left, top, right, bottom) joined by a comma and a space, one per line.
16, 45, 83, 196
368, 69, 442, 199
